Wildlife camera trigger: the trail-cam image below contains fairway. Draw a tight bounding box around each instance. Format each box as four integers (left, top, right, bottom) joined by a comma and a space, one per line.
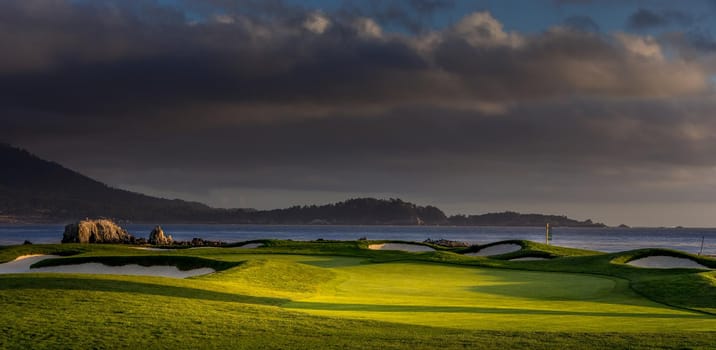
2, 241, 716, 349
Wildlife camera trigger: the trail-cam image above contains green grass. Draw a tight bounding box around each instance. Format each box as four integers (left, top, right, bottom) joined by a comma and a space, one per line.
283, 261, 716, 332
1, 240, 716, 349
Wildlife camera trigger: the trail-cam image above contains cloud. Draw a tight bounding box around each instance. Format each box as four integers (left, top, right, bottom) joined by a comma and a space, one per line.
303, 11, 331, 34
0, 3, 708, 134
17, 97, 716, 214
353, 17, 383, 38
2, 0, 716, 224
213, 14, 235, 24
1, 4, 706, 127
452, 12, 523, 48
626, 8, 694, 30
614, 32, 663, 60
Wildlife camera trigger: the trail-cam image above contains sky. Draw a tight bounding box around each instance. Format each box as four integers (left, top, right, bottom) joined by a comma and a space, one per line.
3, 0, 716, 226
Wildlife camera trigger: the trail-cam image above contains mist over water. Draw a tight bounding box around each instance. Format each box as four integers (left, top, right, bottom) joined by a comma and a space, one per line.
2, 225, 715, 255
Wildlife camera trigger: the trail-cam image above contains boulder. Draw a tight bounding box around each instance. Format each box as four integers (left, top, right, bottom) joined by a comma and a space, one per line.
62, 219, 133, 244
148, 225, 173, 245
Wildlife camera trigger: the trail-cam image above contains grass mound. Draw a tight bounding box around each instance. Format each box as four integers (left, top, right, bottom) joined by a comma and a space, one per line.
204, 258, 337, 297
631, 272, 716, 315
459, 240, 599, 260
611, 248, 716, 269
0, 245, 85, 263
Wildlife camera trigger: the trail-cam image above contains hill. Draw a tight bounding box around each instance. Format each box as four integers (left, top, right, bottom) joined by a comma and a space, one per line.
0, 144, 604, 227
245, 198, 448, 225
0, 143, 239, 223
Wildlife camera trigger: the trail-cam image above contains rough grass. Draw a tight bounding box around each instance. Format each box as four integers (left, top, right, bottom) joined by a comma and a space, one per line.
2, 240, 716, 349
630, 272, 716, 314
2, 280, 714, 350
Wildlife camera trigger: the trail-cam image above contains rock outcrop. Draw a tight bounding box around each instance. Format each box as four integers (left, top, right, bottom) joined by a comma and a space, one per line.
62, 219, 134, 243
148, 225, 173, 245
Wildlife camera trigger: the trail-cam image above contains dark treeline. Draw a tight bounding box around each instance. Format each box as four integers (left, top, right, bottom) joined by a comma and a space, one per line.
247, 198, 446, 225
447, 212, 601, 227
0, 144, 605, 227
233, 199, 603, 227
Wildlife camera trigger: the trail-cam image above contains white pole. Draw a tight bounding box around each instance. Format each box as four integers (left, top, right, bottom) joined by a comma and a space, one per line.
546, 223, 550, 245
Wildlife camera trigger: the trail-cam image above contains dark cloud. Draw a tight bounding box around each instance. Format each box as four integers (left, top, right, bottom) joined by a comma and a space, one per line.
1, 0, 715, 225
682, 31, 716, 52
0, 2, 704, 123
11, 97, 716, 198
627, 8, 694, 30
627, 9, 667, 29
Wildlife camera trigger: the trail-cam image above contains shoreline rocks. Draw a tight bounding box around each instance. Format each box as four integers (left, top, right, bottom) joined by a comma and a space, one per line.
148, 225, 173, 245
61, 219, 225, 247
62, 219, 134, 244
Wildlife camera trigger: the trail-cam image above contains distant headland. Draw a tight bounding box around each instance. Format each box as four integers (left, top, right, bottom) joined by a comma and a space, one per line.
0, 144, 605, 227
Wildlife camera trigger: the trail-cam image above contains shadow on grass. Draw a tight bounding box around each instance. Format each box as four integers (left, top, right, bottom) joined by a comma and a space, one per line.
462, 269, 622, 301
284, 301, 707, 318
0, 275, 288, 306
31, 255, 242, 272
298, 256, 368, 268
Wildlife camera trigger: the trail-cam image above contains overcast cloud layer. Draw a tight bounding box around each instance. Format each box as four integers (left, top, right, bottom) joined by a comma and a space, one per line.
3, 0, 716, 226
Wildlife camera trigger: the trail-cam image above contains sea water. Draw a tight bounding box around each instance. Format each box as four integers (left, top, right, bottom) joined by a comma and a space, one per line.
1, 224, 715, 255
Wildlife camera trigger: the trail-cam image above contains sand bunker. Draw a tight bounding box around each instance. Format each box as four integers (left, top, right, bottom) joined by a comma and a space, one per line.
0, 255, 60, 274
236, 243, 264, 249
509, 257, 548, 261
465, 243, 522, 257
0, 255, 214, 278
34, 263, 214, 278
627, 256, 711, 269
368, 243, 435, 252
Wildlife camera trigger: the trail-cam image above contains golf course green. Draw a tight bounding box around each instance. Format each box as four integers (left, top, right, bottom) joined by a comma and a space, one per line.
1, 240, 716, 349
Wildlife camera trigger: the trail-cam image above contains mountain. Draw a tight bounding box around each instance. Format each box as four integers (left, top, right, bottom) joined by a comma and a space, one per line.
0, 143, 605, 227
0, 143, 239, 223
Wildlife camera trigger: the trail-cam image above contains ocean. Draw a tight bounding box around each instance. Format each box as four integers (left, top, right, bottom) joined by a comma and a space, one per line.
2, 224, 716, 255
